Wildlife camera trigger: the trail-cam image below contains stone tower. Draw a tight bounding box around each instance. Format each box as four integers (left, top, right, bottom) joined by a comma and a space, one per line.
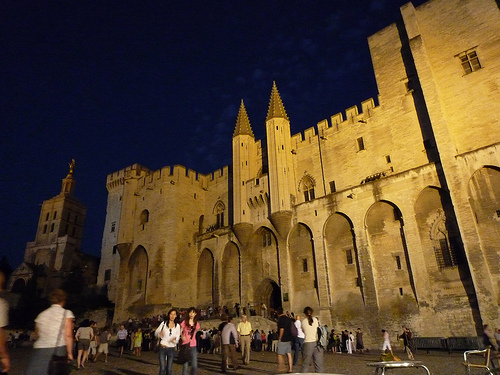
232, 100, 256, 246
9, 160, 91, 293
265, 82, 297, 238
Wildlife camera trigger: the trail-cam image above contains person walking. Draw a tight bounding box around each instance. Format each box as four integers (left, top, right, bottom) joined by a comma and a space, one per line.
276, 307, 293, 373
155, 308, 181, 375
134, 328, 143, 356
93, 327, 111, 363
117, 324, 128, 357
237, 314, 252, 365
88, 321, 98, 361
75, 319, 94, 369
293, 315, 305, 366
399, 326, 415, 360
381, 330, 392, 353
300, 306, 323, 373
23, 289, 74, 374
221, 315, 239, 373
180, 307, 200, 375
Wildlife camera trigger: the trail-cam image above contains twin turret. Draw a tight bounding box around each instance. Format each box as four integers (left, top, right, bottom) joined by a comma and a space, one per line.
232, 82, 296, 240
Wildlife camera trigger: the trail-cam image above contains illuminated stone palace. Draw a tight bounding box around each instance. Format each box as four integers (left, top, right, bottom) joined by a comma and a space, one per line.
98, 0, 500, 342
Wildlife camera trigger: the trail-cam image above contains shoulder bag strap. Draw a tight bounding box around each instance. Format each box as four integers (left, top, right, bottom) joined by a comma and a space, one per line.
53, 310, 67, 355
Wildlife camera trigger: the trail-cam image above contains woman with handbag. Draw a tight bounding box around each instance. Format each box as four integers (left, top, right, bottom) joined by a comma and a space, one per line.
23, 289, 74, 375
180, 307, 200, 375
155, 308, 181, 375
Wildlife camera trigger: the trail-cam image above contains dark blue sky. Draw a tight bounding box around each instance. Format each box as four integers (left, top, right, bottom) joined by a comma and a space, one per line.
1, 0, 427, 269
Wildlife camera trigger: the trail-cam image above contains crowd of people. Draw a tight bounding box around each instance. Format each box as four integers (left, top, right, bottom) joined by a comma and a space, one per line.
13, 288, 500, 374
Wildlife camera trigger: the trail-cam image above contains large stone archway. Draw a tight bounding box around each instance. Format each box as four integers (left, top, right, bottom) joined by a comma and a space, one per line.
243, 227, 279, 308
288, 223, 319, 310
414, 186, 479, 335
469, 166, 500, 302
365, 201, 416, 313
197, 248, 214, 308
127, 246, 148, 304
255, 278, 282, 316
324, 212, 364, 319
221, 242, 240, 306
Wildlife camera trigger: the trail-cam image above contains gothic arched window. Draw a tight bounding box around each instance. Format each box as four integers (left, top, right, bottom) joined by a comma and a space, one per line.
214, 201, 225, 229
301, 176, 316, 202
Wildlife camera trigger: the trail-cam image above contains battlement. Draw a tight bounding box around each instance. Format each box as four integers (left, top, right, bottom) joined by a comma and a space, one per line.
107, 163, 150, 182
291, 97, 378, 148
106, 164, 150, 191
106, 163, 229, 192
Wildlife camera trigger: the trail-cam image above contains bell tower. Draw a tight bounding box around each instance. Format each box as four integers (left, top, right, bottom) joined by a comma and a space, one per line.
26, 159, 87, 271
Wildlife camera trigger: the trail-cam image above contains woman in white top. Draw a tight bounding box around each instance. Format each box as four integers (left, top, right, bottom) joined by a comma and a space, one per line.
300, 306, 323, 373
23, 289, 74, 374
155, 308, 181, 375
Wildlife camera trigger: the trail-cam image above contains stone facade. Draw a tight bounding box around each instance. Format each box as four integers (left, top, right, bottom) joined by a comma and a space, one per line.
97, 0, 500, 345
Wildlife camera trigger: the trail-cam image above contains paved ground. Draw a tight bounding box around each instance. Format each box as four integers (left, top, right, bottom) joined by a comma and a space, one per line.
8, 345, 472, 375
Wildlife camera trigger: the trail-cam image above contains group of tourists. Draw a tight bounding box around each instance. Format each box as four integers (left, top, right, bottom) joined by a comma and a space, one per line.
321, 328, 366, 354
12, 286, 430, 375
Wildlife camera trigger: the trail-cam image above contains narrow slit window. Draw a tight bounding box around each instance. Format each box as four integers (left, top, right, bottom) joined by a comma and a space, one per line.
395, 255, 402, 270
346, 249, 353, 265
357, 137, 365, 151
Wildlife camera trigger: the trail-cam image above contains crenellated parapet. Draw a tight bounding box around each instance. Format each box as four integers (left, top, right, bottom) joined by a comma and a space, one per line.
289, 97, 378, 150
106, 163, 229, 193
106, 164, 150, 191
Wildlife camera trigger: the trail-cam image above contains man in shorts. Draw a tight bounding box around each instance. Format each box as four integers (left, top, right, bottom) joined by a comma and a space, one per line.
276, 307, 293, 373
88, 321, 98, 360
116, 324, 128, 357
94, 327, 111, 363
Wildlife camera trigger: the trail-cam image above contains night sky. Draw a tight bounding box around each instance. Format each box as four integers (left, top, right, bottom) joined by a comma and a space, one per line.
1, 0, 427, 270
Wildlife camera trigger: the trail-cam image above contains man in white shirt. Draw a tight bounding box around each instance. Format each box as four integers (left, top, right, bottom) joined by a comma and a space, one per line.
237, 315, 252, 365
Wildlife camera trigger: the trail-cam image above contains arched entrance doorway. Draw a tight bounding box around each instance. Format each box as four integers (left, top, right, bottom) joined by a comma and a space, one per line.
255, 278, 282, 317
11, 278, 26, 293
128, 246, 148, 304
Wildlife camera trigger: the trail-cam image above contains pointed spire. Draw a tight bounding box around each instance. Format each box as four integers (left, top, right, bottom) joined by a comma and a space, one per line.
266, 81, 289, 121
233, 99, 254, 138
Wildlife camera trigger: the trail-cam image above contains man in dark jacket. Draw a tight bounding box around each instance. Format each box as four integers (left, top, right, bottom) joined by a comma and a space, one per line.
276, 307, 293, 373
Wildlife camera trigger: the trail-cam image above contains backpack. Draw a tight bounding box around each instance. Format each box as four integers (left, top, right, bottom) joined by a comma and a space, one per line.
290, 319, 298, 338
317, 325, 328, 349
